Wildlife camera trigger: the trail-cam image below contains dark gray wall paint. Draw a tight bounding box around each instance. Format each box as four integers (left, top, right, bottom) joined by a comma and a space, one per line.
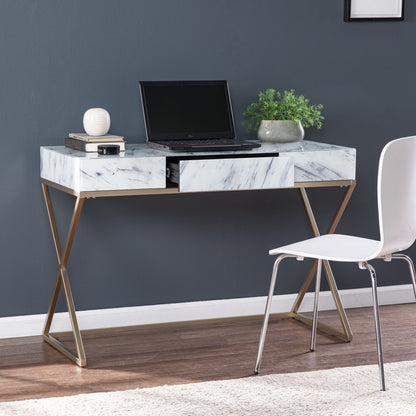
1, 0, 415, 316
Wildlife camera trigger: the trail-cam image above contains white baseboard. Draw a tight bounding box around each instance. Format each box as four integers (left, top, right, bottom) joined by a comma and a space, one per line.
0, 284, 414, 339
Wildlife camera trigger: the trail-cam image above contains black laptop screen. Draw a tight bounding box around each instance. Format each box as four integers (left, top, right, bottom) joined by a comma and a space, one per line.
139, 81, 236, 141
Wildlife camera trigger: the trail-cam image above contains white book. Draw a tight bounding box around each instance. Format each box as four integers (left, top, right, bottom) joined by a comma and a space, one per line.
69, 133, 124, 143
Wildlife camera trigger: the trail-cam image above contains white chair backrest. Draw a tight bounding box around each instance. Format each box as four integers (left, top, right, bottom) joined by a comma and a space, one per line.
377, 136, 416, 256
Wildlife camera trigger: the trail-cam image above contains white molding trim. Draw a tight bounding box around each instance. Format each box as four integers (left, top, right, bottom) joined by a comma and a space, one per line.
0, 284, 414, 339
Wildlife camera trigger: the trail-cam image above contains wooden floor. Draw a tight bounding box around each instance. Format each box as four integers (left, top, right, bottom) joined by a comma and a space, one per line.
0, 303, 415, 402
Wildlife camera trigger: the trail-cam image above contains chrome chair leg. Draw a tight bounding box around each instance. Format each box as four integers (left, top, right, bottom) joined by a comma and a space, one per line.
310, 258, 322, 352
360, 262, 386, 391
392, 254, 416, 299
254, 254, 293, 375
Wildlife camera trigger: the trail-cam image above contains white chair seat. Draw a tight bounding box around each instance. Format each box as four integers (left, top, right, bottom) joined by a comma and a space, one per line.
269, 234, 381, 262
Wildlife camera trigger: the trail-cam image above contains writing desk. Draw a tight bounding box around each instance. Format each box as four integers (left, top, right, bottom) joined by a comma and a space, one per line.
40, 140, 356, 366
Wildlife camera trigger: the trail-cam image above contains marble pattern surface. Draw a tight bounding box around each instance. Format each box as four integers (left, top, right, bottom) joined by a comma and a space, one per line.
178, 156, 293, 192
40, 146, 166, 192
253, 141, 356, 182
40, 140, 356, 193
281, 148, 356, 182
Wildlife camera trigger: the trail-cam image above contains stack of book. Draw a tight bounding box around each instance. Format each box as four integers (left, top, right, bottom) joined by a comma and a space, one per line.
65, 133, 125, 152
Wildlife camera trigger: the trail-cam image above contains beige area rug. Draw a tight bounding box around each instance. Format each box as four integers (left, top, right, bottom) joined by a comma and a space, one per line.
1, 361, 416, 416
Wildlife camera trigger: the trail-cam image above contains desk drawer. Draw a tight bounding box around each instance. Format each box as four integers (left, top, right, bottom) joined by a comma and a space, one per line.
40, 147, 166, 192
168, 156, 294, 193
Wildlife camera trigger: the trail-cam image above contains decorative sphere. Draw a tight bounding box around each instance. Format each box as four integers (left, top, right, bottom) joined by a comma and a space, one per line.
83, 108, 111, 136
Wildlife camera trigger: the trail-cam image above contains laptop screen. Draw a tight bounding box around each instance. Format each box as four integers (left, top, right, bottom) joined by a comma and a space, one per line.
139, 80, 236, 141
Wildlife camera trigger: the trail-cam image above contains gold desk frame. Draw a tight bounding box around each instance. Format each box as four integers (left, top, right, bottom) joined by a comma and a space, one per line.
41, 178, 356, 367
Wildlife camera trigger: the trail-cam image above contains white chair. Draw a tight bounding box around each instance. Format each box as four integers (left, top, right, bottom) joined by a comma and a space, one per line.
254, 136, 416, 391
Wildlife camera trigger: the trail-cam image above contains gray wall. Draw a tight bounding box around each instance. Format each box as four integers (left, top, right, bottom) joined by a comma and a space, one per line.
1, 0, 415, 317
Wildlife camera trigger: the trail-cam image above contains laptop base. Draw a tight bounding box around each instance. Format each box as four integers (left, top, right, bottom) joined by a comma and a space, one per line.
147, 140, 261, 152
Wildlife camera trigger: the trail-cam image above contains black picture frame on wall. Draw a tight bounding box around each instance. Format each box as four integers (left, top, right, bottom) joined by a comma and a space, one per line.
344, 0, 404, 21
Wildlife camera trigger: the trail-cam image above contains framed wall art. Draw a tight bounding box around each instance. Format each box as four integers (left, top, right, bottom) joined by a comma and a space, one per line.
344, 0, 404, 21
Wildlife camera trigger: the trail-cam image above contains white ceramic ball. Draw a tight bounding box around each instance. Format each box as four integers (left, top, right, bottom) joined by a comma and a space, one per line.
83, 108, 111, 136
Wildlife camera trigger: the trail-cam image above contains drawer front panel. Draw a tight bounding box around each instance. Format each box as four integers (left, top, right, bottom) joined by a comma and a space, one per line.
178, 156, 294, 193
40, 147, 166, 192
281, 148, 356, 182
78, 156, 166, 191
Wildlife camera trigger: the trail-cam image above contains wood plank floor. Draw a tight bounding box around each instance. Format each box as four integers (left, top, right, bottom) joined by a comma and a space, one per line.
0, 303, 415, 402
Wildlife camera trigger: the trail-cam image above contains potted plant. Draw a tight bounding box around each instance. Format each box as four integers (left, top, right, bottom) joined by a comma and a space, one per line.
243, 89, 324, 142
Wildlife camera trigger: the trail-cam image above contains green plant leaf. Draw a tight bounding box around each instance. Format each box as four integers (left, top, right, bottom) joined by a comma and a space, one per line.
243, 88, 324, 132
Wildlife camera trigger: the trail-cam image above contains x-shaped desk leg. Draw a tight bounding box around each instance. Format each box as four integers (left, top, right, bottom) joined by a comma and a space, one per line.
40, 181, 355, 366
287, 184, 355, 342
41, 183, 87, 366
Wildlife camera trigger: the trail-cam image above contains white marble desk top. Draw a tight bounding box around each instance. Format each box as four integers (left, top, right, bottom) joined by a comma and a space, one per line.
40, 140, 356, 194
41, 140, 353, 158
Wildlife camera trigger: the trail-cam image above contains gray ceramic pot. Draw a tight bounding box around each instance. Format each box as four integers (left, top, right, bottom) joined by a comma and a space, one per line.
257, 120, 304, 142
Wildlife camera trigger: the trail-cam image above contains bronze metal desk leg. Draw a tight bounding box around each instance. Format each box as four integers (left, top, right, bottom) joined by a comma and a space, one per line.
40, 179, 356, 366
289, 183, 356, 342
41, 183, 87, 367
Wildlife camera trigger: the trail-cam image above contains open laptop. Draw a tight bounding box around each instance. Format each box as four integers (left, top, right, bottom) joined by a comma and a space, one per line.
139, 80, 261, 152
